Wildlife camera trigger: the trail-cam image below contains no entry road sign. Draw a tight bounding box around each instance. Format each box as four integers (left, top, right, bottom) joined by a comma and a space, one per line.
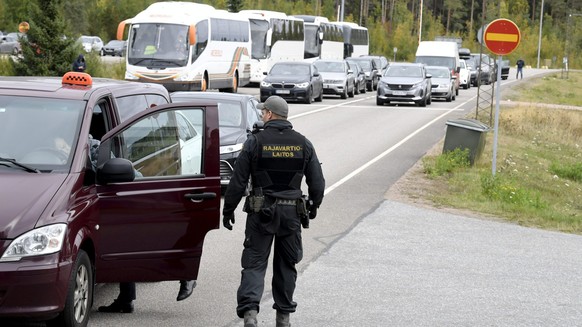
484, 19, 521, 55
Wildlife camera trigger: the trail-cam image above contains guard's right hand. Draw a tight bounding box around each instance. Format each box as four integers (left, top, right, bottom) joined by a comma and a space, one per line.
308, 206, 317, 220
223, 213, 235, 230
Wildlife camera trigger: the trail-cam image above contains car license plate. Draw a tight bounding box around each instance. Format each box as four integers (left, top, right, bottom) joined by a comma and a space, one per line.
276, 90, 290, 94
393, 91, 406, 96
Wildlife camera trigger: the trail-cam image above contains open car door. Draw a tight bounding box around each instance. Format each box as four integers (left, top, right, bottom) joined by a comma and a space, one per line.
94, 102, 220, 283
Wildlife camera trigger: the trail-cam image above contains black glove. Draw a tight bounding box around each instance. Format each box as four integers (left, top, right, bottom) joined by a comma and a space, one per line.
308, 206, 317, 220
223, 213, 235, 230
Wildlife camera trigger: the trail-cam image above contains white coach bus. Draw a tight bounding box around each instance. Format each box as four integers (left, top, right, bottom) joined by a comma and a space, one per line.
331, 21, 369, 58
117, 2, 251, 92
292, 15, 344, 62
238, 10, 305, 83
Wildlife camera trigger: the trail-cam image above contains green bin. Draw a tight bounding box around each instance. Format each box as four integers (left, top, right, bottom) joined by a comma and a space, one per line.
443, 118, 490, 165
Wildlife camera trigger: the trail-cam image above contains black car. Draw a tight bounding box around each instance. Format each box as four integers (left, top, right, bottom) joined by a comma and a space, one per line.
260, 61, 324, 104
376, 62, 432, 107
500, 59, 510, 80
100, 40, 127, 56
171, 92, 262, 191
470, 53, 497, 85
346, 56, 380, 91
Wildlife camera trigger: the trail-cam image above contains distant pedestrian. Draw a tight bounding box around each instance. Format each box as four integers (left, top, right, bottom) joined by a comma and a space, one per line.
516, 58, 525, 79
72, 54, 86, 72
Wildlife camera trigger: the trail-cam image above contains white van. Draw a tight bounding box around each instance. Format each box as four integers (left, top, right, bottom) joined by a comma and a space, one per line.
415, 41, 460, 95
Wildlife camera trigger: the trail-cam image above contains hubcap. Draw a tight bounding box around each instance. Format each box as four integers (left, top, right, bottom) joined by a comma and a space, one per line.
73, 265, 89, 322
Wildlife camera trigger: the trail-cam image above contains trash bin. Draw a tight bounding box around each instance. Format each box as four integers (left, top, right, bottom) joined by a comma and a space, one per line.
443, 118, 490, 165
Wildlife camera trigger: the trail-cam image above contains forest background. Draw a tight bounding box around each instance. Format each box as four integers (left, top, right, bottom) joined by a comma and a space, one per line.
0, 0, 581, 72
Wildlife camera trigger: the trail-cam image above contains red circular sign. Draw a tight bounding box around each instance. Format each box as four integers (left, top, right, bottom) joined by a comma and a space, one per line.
484, 19, 521, 55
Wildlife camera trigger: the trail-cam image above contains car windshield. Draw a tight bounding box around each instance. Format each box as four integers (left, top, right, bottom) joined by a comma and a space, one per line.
270, 64, 309, 75
427, 68, 449, 78
314, 61, 344, 73
385, 66, 423, 78
107, 40, 124, 47
354, 60, 371, 70
218, 102, 242, 128
0, 96, 85, 171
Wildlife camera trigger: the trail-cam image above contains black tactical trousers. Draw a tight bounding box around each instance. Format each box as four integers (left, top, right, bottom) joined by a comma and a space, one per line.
236, 203, 303, 318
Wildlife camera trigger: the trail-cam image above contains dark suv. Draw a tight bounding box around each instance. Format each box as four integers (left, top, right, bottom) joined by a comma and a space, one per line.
0, 72, 221, 326
346, 56, 381, 91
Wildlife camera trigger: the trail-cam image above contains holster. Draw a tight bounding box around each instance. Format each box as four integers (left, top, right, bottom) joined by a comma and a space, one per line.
297, 196, 309, 228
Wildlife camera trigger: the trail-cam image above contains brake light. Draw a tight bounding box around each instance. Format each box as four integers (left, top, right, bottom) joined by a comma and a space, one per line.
62, 72, 93, 86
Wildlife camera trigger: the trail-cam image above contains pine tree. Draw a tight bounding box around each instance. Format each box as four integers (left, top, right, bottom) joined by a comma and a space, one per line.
227, 0, 243, 13
11, 0, 78, 76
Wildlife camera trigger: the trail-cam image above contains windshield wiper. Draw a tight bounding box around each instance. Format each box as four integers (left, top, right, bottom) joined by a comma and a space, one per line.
0, 157, 41, 173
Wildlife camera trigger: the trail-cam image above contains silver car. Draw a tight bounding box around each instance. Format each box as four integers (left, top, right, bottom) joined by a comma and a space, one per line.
426, 66, 456, 102
376, 62, 432, 107
314, 59, 356, 99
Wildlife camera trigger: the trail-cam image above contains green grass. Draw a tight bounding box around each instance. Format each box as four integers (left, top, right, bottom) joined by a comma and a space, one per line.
505, 72, 582, 107
422, 72, 582, 234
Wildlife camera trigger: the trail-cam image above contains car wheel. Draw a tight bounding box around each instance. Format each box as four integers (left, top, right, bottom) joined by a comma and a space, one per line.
340, 85, 347, 99
416, 94, 427, 107
446, 93, 452, 102
304, 87, 313, 104
354, 82, 360, 95
455, 87, 459, 96
47, 250, 92, 327
348, 82, 355, 97
427, 94, 432, 105
376, 97, 383, 106
315, 89, 323, 102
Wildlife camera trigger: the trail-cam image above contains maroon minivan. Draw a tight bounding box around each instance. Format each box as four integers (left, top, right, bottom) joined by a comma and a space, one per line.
0, 73, 221, 326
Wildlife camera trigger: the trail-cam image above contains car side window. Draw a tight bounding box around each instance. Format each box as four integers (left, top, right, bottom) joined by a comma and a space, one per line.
103, 108, 204, 178
116, 95, 149, 122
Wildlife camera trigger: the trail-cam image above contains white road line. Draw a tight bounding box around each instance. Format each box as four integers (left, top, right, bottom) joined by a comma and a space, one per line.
322, 96, 477, 195
289, 96, 375, 120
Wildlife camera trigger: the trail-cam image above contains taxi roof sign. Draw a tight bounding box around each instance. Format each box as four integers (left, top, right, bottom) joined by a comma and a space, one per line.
484, 19, 521, 56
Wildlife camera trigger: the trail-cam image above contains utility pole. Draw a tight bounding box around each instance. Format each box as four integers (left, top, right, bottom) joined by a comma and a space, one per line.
536, 0, 545, 68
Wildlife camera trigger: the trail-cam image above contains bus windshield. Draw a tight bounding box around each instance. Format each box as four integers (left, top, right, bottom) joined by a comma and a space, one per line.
128, 23, 190, 68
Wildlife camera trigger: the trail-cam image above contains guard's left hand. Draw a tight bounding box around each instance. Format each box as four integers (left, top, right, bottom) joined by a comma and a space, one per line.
223, 213, 235, 230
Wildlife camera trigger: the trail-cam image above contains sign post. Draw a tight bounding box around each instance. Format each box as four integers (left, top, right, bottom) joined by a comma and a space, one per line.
483, 19, 521, 176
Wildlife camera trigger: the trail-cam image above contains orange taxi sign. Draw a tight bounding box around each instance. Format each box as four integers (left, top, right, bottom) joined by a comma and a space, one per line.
483, 19, 520, 55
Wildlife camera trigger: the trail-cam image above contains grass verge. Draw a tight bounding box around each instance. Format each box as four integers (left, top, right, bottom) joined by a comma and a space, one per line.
420, 72, 582, 234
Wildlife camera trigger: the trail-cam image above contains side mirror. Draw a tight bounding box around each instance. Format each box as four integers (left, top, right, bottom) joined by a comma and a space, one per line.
313, 72, 320, 77
263, 71, 268, 76
96, 158, 136, 185
426, 73, 432, 79
347, 69, 353, 74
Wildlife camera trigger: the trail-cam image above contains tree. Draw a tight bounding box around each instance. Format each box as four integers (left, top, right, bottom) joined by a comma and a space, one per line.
11, 0, 78, 76
228, 0, 244, 12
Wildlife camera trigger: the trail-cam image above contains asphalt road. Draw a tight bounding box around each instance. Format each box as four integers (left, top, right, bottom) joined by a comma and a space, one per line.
3, 68, 580, 326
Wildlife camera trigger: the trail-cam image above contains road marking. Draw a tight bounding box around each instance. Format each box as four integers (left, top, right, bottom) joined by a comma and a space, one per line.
289, 96, 375, 120
322, 97, 475, 195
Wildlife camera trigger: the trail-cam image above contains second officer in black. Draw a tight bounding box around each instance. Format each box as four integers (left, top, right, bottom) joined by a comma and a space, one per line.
222, 95, 325, 327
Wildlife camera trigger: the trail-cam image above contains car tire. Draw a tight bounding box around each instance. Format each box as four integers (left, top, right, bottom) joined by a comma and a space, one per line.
348, 82, 355, 97
446, 93, 452, 102
315, 89, 323, 102
354, 82, 360, 95
340, 86, 347, 99
304, 88, 313, 104
47, 250, 92, 327
427, 94, 432, 105
376, 97, 383, 106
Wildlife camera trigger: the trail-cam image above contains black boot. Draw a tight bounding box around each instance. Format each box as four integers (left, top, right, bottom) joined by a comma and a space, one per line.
98, 299, 134, 313
176, 280, 196, 301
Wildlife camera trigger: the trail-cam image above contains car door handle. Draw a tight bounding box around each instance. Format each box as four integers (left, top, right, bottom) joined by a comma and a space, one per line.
185, 192, 217, 202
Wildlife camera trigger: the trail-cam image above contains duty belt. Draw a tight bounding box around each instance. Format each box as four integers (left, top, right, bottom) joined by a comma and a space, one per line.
276, 199, 297, 206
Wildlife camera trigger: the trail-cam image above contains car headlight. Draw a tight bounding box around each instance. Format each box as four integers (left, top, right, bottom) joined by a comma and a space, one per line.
0, 224, 67, 262
412, 81, 424, 88
261, 81, 271, 87
295, 82, 309, 88
220, 143, 244, 155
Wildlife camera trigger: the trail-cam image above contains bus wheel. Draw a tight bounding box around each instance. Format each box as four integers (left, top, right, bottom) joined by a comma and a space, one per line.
201, 75, 208, 92
227, 73, 238, 93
